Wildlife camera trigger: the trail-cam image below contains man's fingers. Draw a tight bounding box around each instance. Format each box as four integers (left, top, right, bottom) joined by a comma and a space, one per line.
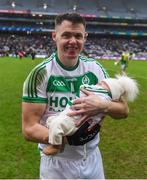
73, 98, 84, 105
67, 109, 84, 116
73, 90, 94, 105
71, 103, 86, 110
80, 88, 93, 96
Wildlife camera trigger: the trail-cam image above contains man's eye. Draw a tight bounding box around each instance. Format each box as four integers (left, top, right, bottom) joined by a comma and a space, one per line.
75, 34, 83, 39
62, 33, 83, 40
62, 33, 70, 38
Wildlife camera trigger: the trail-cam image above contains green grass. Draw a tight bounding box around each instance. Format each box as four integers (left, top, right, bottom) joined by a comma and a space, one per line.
99, 59, 147, 179
0, 57, 42, 179
0, 57, 147, 178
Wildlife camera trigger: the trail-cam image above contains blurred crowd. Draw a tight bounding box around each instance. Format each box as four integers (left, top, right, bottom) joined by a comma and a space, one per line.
0, 34, 55, 59
0, 34, 147, 59
85, 36, 147, 59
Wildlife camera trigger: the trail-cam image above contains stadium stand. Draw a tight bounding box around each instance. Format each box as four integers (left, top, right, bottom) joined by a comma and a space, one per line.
0, 34, 146, 59
0, 0, 146, 18
0, 0, 146, 59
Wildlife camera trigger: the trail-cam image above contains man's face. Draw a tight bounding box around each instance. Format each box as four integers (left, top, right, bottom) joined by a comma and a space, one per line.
52, 20, 87, 64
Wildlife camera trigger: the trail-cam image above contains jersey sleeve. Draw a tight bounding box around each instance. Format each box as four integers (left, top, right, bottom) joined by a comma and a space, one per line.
95, 60, 109, 81
22, 64, 48, 103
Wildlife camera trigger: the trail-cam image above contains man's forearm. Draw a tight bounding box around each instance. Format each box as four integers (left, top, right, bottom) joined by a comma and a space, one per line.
104, 100, 129, 119
22, 123, 49, 144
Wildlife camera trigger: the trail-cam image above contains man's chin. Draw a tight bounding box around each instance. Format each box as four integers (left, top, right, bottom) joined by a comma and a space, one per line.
66, 53, 78, 59
67, 56, 78, 60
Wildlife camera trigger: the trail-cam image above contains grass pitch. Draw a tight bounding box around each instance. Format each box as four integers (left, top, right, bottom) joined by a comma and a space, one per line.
0, 57, 146, 179
99, 59, 147, 179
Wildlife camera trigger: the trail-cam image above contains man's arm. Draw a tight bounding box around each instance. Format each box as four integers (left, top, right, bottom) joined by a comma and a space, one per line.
22, 102, 49, 144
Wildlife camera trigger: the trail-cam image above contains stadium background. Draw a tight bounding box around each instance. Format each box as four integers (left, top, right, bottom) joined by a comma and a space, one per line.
0, 0, 147, 179
0, 0, 147, 59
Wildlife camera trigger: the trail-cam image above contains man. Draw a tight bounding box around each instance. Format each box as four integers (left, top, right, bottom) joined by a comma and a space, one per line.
120, 51, 130, 75
22, 13, 128, 179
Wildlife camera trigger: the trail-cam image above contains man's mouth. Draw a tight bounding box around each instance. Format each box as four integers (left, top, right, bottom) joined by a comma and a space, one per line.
65, 46, 78, 51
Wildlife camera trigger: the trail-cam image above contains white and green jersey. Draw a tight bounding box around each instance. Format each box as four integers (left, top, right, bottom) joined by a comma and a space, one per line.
22, 52, 109, 159
121, 52, 130, 65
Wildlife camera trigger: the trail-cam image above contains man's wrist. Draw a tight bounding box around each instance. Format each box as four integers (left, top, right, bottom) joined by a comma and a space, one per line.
96, 99, 110, 115
103, 101, 110, 114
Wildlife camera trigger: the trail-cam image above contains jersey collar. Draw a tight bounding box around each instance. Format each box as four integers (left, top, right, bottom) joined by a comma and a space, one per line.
55, 52, 79, 71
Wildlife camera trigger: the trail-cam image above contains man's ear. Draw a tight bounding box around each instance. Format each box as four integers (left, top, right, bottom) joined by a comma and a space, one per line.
84, 32, 88, 42
52, 32, 56, 41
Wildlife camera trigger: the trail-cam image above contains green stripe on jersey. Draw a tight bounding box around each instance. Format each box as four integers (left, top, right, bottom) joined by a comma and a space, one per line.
29, 66, 46, 97
22, 96, 48, 103
24, 57, 54, 98
84, 87, 111, 97
80, 55, 109, 79
96, 60, 109, 78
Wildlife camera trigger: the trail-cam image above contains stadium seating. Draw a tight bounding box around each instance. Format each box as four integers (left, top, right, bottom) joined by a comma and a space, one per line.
0, 0, 146, 59
0, 0, 147, 19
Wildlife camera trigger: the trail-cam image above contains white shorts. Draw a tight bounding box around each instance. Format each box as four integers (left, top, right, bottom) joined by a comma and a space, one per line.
121, 64, 127, 71
40, 147, 105, 179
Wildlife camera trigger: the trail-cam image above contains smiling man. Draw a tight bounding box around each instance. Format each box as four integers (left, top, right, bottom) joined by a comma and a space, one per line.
22, 13, 128, 179
52, 15, 87, 67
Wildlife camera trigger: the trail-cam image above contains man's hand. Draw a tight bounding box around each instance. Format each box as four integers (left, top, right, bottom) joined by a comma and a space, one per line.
68, 88, 108, 126
68, 88, 128, 126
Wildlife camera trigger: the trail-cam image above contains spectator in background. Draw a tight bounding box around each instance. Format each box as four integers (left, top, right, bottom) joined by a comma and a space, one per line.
0, 34, 147, 59
30, 48, 36, 60
119, 51, 130, 75
18, 50, 25, 59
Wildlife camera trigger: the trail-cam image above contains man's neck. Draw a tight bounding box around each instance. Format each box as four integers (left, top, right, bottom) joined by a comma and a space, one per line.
57, 53, 79, 68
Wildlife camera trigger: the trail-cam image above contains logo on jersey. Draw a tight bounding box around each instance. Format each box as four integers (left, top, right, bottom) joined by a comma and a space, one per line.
53, 80, 66, 87
82, 75, 90, 85
48, 73, 97, 93
49, 96, 75, 112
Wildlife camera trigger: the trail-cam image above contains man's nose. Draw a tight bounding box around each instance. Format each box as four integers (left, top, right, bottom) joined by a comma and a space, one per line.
69, 36, 77, 43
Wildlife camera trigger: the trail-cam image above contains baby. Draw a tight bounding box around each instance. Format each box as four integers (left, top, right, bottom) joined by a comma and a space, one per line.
43, 75, 139, 155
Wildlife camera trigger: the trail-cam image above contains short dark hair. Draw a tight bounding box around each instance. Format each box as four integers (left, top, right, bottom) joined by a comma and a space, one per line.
55, 13, 86, 28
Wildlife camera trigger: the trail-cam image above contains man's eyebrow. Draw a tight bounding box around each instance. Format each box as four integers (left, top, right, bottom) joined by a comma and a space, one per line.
62, 32, 83, 35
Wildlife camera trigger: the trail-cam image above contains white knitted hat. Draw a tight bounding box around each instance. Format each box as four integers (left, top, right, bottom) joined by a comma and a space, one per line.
102, 78, 124, 100
102, 75, 139, 101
